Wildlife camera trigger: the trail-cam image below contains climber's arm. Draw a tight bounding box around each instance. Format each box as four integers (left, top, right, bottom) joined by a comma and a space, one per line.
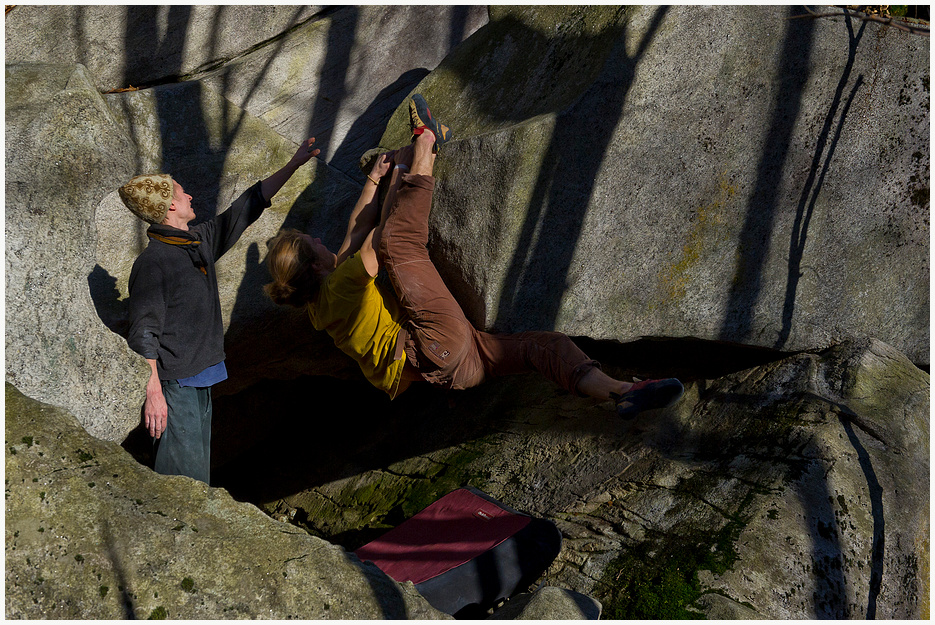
336, 150, 395, 265
356, 151, 414, 277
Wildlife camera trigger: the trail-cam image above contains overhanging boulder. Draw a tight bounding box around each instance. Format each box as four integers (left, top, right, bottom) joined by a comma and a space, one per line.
379, 5, 930, 364
5, 6, 927, 446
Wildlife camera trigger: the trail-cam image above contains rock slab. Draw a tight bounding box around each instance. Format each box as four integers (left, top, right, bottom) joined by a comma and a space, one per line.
4, 383, 449, 620
5, 63, 149, 442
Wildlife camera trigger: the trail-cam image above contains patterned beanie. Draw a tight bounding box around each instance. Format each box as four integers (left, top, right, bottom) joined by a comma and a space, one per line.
118, 173, 174, 224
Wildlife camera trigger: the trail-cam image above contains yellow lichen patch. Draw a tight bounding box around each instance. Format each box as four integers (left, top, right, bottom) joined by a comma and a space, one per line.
659, 172, 738, 303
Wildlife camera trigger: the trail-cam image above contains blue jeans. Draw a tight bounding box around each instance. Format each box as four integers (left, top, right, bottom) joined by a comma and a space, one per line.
154, 380, 212, 484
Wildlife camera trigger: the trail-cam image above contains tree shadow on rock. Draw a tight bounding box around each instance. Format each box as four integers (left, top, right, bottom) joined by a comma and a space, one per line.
123, 5, 192, 87
634, 375, 879, 618
302, 6, 359, 162
493, 6, 669, 333
718, 6, 816, 343
329, 67, 431, 182
775, 12, 867, 350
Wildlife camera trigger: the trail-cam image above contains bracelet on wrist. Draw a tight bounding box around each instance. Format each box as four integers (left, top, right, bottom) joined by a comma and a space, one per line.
367, 174, 380, 186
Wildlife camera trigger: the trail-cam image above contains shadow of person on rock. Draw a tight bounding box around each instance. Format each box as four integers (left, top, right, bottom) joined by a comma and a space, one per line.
88, 264, 129, 337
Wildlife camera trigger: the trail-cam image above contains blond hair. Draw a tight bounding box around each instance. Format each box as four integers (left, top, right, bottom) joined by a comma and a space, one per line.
264, 230, 322, 307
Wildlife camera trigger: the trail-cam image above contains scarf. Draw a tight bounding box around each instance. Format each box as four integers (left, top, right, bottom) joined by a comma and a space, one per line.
147, 225, 209, 275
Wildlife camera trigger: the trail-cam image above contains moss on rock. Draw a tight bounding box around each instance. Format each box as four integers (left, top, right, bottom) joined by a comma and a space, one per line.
4, 383, 448, 619
596, 493, 750, 619
377, 5, 633, 149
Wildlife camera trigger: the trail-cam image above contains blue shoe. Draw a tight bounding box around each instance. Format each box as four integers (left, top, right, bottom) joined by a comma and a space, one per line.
612, 378, 684, 420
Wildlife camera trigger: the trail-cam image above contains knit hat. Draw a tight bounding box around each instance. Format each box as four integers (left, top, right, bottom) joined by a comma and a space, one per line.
118, 173, 174, 224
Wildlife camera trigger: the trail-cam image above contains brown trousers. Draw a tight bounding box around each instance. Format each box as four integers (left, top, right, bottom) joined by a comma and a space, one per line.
379, 173, 598, 393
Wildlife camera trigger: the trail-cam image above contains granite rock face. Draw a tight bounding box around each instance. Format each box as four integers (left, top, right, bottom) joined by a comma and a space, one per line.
5, 63, 149, 442
193, 5, 489, 180
490, 587, 603, 619
4, 6, 324, 92
4, 383, 449, 620
5, 5, 489, 182
381, 5, 930, 364
3, 6, 929, 620
5, 6, 927, 444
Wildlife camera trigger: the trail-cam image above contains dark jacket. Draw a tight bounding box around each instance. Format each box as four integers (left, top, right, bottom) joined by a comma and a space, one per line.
127, 181, 271, 380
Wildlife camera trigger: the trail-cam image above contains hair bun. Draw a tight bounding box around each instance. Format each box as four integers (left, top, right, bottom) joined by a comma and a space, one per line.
264, 281, 296, 306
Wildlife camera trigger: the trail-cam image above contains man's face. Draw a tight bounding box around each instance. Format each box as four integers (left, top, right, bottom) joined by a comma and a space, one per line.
171, 181, 195, 224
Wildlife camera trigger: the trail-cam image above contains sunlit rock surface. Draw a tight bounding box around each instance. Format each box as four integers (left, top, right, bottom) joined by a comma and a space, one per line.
5, 384, 449, 620
5, 63, 148, 442
5, 6, 927, 444
379, 5, 929, 364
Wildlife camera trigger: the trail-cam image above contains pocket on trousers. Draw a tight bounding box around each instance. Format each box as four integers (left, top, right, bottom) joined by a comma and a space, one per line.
410, 312, 469, 369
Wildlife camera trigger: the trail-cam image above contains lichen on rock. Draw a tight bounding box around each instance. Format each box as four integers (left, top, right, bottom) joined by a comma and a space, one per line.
5, 383, 448, 620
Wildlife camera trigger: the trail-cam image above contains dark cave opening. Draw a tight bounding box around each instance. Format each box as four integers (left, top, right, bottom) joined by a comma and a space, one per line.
118, 333, 928, 567
120, 333, 928, 555
121, 336, 794, 512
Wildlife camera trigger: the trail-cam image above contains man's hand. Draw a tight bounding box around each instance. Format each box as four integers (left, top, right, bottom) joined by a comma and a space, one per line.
262, 137, 320, 202
144, 360, 168, 439
294, 137, 321, 164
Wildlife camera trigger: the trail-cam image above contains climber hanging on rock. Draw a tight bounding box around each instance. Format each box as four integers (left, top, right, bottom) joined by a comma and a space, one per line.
264, 94, 684, 418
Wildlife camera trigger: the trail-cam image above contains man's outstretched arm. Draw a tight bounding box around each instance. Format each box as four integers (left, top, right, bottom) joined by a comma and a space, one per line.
206, 138, 321, 260
260, 138, 320, 202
